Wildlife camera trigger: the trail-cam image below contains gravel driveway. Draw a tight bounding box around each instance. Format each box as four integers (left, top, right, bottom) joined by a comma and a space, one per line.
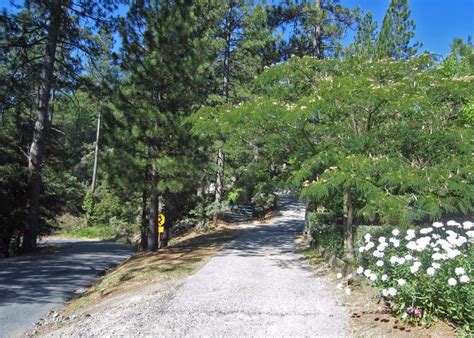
41, 195, 349, 337
0, 240, 133, 338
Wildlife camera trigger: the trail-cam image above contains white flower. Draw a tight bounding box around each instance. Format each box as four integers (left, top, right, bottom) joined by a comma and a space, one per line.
382, 289, 388, 297
376, 243, 387, 252
364, 269, 372, 277
393, 239, 400, 247
406, 241, 418, 251
370, 274, 378, 281
404, 254, 413, 261
337, 282, 344, 290
463, 221, 473, 230
457, 236, 467, 246
427, 267, 435, 276
432, 233, 441, 240
448, 278, 458, 286
365, 241, 375, 250
455, 267, 466, 276
447, 249, 461, 259
381, 274, 388, 282
410, 265, 420, 274
432, 262, 441, 269
378, 237, 386, 243
466, 231, 474, 238
420, 227, 433, 234
433, 222, 443, 228
388, 287, 397, 296
397, 257, 406, 265
345, 287, 352, 295
432, 253, 444, 260
376, 260, 384, 267
398, 278, 406, 286
358, 247, 365, 253
357, 266, 364, 274
447, 220, 460, 227
460, 275, 470, 283
337, 273, 343, 279
407, 229, 416, 236
347, 274, 353, 280
364, 233, 372, 242
389, 256, 399, 264
392, 229, 400, 236
373, 250, 383, 258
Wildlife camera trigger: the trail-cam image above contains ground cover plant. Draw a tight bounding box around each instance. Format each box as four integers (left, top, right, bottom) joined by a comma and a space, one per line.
356, 220, 473, 331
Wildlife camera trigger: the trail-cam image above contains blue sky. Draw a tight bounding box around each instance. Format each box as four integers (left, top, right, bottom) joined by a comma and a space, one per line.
342, 0, 474, 56
2, 0, 473, 57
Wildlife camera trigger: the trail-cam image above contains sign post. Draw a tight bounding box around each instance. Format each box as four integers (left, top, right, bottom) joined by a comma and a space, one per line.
158, 213, 165, 247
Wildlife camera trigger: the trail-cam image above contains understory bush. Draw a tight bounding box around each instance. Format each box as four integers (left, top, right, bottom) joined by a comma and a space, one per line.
251, 183, 276, 216
308, 212, 344, 258
356, 220, 473, 331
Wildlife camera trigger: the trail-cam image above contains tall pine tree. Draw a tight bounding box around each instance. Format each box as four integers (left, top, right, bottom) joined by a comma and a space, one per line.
376, 0, 421, 60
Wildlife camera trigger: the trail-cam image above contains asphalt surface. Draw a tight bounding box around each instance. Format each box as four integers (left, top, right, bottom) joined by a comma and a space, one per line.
0, 240, 133, 338
44, 194, 349, 337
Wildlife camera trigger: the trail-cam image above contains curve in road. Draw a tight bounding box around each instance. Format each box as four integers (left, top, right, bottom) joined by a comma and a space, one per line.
0, 240, 132, 337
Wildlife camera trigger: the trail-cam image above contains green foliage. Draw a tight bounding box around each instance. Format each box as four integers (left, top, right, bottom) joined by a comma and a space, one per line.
376, 0, 421, 59
251, 183, 277, 216
307, 212, 344, 258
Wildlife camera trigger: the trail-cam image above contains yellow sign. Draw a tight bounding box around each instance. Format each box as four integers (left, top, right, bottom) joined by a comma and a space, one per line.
158, 214, 165, 226
158, 214, 165, 233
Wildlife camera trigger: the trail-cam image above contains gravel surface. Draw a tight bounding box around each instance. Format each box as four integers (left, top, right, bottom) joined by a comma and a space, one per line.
40, 195, 349, 337
0, 240, 132, 338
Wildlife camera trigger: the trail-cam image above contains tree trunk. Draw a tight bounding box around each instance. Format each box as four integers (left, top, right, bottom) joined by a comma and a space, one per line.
213, 147, 225, 224
91, 110, 101, 193
24, 2, 62, 253
312, 0, 323, 59
222, 6, 232, 99
343, 187, 355, 261
140, 187, 148, 252
147, 164, 158, 251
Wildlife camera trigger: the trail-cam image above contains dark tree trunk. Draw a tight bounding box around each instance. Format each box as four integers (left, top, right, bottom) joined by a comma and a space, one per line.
343, 187, 355, 261
24, 2, 62, 253
312, 0, 323, 59
148, 164, 158, 251
140, 186, 148, 252
213, 147, 225, 224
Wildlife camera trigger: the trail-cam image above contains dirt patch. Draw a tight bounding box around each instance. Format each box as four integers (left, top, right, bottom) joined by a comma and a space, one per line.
300, 243, 458, 337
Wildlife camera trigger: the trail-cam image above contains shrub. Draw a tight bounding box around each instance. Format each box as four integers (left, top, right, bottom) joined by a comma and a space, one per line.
356, 220, 473, 330
308, 212, 344, 258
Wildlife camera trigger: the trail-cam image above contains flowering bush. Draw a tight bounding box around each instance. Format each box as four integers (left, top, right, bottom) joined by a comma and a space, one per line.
356, 220, 473, 330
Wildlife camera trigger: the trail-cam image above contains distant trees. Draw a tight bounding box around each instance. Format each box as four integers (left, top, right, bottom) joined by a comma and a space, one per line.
270, 0, 358, 59
376, 0, 421, 59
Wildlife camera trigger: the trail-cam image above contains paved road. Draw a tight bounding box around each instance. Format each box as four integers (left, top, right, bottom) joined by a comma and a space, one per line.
46, 194, 349, 336
0, 240, 133, 337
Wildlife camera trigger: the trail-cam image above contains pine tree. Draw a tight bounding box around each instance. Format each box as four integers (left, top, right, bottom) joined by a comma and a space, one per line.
347, 12, 377, 59
376, 0, 421, 60
269, 0, 358, 59
1, 1, 121, 252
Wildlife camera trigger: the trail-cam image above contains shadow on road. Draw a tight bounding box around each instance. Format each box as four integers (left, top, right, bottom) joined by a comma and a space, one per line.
0, 241, 132, 306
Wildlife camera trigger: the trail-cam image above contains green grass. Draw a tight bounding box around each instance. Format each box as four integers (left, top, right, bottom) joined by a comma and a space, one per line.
57, 225, 116, 240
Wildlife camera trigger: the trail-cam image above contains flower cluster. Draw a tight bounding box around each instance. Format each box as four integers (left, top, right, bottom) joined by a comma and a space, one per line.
356, 220, 473, 327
